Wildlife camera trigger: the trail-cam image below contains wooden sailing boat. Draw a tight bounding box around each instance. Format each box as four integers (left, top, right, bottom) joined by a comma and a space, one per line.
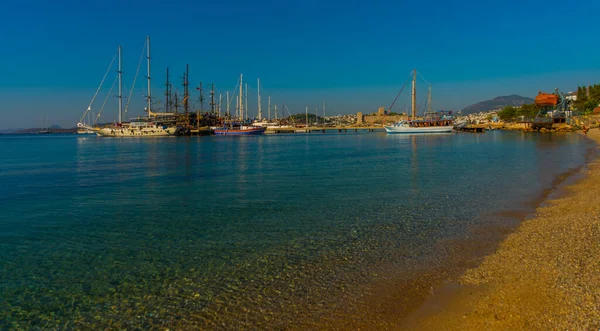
384, 69, 453, 134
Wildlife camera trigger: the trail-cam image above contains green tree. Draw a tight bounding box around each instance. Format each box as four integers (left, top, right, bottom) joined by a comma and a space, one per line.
517, 103, 538, 120
574, 85, 588, 111
498, 106, 517, 122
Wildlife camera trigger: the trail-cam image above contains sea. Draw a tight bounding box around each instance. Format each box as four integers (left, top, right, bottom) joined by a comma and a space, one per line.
0, 131, 595, 329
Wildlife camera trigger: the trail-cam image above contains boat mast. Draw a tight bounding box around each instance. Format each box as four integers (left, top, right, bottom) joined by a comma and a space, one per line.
218, 93, 222, 118
197, 82, 203, 128
274, 104, 278, 121
239, 74, 244, 121
165, 67, 170, 113
268, 96, 271, 121
411, 69, 416, 120
427, 86, 432, 114
118, 45, 122, 124
245, 83, 249, 120
322, 100, 326, 127
257, 78, 262, 120
184, 64, 189, 115
146, 36, 151, 118
226, 90, 230, 118
174, 92, 179, 114
305, 106, 308, 128
210, 83, 215, 114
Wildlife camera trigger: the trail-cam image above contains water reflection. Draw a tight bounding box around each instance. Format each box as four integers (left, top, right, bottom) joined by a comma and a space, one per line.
1, 132, 594, 329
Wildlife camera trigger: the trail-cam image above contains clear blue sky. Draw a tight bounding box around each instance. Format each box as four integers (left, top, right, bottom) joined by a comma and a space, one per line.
1, 0, 599, 128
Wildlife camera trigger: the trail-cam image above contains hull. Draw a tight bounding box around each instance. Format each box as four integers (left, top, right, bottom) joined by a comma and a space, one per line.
214, 127, 265, 136
384, 125, 453, 134
96, 127, 176, 137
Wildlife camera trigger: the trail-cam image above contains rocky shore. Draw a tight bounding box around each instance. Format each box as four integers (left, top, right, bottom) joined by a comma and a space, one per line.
406, 129, 600, 330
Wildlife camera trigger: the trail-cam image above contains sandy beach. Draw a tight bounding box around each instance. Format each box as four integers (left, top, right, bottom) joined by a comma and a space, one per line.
403, 129, 600, 330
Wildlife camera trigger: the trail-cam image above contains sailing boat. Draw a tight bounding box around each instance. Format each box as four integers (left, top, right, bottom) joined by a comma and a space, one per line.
39, 115, 50, 134
93, 37, 176, 137
384, 69, 453, 134
214, 74, 265, 135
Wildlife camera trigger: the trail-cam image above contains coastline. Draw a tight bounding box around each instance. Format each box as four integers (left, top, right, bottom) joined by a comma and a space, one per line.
403, 129, 600, 329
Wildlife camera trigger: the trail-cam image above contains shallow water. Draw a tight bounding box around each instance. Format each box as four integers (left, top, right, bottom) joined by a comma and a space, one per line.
0, 131, 593, 329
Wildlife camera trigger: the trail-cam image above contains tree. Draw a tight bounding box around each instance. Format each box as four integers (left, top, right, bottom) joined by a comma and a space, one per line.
517, 103, 538, 120
574, 85, 588, 111
498, 106, 517, 122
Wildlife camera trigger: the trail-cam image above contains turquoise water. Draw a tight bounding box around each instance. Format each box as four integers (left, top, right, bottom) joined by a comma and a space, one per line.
0, 131, 594, 329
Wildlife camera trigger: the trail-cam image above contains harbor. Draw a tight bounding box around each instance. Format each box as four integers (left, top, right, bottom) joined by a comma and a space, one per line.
0, 130, 594, 329
3, 0, 600, 328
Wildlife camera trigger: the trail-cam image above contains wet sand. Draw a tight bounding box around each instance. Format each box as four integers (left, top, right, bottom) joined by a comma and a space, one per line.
404, 130, 600, 330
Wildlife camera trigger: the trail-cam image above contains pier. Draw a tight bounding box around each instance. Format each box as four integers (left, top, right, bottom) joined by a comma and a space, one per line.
456, 124, 487, 133
265, 126, 384, 134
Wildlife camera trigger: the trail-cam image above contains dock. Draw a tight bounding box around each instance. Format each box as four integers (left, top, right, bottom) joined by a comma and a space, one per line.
456, 124, 487, 133
265, 126, 384, 134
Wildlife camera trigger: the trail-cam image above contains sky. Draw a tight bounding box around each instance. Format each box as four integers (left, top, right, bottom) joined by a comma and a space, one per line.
1, 0, 599, 129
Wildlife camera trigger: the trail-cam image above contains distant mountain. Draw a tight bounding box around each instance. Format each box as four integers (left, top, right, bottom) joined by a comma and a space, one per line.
461, 95, 534, 115
14, 127, 76, 134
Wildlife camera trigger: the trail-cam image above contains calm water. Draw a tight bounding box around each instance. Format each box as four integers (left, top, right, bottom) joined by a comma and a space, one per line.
0, 131, 594, 329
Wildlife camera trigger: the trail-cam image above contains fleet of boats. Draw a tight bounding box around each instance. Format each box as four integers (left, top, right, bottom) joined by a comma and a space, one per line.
212, 74, 266, 136
74, 37, 455, 137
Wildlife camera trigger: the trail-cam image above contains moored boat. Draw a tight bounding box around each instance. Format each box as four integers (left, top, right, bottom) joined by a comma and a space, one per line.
78, 36, 176, 137
385, 69, 454, 134
214, 124, 265, 135
214, 74, 265, 136
385, 120, 453, 133
96, 118, 177, 137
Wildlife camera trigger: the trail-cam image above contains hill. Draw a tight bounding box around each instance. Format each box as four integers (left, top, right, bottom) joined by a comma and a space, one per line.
461, 95, 534, 115
15, 126, 76, 134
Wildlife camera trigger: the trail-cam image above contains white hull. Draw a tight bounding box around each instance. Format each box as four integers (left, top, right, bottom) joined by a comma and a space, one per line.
384, 125, 453, 134
96, 127, 176, 137
77, 129, 97, 134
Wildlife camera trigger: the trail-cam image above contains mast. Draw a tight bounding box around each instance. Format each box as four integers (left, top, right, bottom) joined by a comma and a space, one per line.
257, 78, 262, 120
427, 85, 432, 114
165, 67, 170, 113
197, 82, 203, 128
118, 45, 122, 124
218, 93, 222, 117
411, 69, 417, 120
174, 92, 179, 114
316, 107, 318, 128
184, 64, 189, 115
146, 36, 151, 118
322, 100, 325, 127
305, 106, 308, 128
239, 74, 243, 121
268, 96, 271, 121
226, 90, 230, 118
210, 83, 215, 114
245, 83, 249, 120
274, 104, 278, 120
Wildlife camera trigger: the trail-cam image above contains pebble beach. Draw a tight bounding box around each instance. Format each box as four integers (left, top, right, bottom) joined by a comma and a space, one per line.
408, 129, 600, 330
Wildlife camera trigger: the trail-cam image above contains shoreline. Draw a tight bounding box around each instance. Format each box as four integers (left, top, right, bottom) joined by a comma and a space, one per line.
401, 129, 600, 329
318, 132, 597, 329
